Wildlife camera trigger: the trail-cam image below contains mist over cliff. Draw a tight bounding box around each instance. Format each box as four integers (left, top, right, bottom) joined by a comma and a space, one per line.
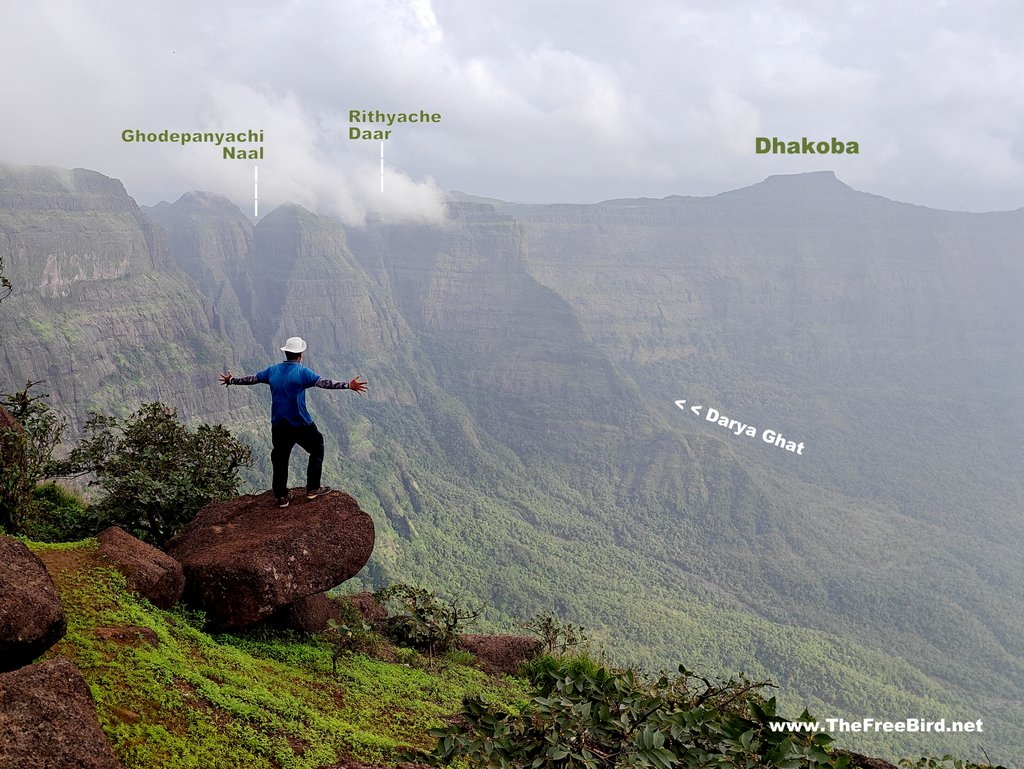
1, 164, 1022, 763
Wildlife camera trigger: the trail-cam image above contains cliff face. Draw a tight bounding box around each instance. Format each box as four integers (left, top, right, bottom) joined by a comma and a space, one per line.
145, 192, 261, 364
346, 203, 646, 449
509, 171, 1023, 373
504, 172, 1024, 532
0, 166, 261, 429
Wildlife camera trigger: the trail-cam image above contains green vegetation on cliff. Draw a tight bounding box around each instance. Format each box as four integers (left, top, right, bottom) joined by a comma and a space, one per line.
28, 540, 1002, 769
34, 540, 526, 769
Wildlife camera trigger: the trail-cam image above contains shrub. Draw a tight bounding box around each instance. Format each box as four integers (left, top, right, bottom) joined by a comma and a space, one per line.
375, 583, 481, 661
419, 658, 847, 769
322, 597, 378, 672
0, 408, 29, 534
58, 402, 252, 544
520, 652, 606, 687
899, 755, 1007, 769
521, 612, 590, 657
0, 381, 67, 534
1, 381, 67, 485
443, 648, 478, 667
22, 481, 92, 542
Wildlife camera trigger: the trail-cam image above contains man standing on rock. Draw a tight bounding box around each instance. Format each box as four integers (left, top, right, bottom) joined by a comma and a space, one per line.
219, 336, 367, 508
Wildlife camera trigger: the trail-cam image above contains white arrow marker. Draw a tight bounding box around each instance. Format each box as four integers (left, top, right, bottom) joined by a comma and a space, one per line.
691, 405, 702, 415
675, 400, 687, 410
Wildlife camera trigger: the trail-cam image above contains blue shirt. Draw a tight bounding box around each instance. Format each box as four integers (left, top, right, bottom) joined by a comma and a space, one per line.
254, 361, 321, 426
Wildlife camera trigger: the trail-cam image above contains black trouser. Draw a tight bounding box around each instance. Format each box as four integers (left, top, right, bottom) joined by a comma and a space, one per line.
271, 421, 324, 498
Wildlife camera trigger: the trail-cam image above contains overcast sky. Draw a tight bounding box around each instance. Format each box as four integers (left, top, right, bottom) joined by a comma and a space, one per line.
2, 0, 1022, 222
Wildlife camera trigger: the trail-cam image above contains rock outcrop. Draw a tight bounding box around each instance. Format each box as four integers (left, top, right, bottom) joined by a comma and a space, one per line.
0, 536, 66, 672
456, 634, 541, 676
96, 526, 185, 609
165, 489, 375, 629
270, 591, 390, 634
0, 165, 266, 434
0, 657, 124, 768
345, 592, 388, 625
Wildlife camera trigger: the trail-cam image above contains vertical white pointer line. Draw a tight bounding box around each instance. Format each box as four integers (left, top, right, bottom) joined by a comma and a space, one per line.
254, 166, 259, 218
380, 141, 384, 193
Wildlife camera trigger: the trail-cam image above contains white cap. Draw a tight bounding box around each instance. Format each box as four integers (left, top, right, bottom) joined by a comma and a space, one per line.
280, 336, 307, 353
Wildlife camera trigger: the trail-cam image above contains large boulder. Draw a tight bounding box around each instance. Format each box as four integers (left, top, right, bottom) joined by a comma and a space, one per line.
96, 526, 184, 608
165, 489, 375, 629
0, 536, 66, 672
0, 656, 124, 768
268, 593, 340, 633
345, 592, 388, 625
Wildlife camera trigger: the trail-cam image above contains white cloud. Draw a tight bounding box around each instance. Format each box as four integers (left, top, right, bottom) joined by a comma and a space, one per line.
1, 0, 1022, 211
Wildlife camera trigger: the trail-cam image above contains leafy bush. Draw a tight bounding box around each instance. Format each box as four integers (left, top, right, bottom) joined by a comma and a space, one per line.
375, 583, 481, 661
58, 402, 252, 544
323, 597, 377, 672
444, 648, 478, 667
520, 652, 606, 687
0, 381, 67, 534
1, 381, 67, 485
521, 613, 591, 657
899, 755, 1006, 769
420, 658, 849, 769
0, 411, 28, 534
22, 481, 92, 542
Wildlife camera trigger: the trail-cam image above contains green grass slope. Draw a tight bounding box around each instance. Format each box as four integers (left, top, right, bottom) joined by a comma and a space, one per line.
32, 540, 526, 769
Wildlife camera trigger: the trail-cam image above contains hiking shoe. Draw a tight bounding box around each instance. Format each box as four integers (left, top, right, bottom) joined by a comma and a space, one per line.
276, 491, 292, 508
306, 486, 333, 500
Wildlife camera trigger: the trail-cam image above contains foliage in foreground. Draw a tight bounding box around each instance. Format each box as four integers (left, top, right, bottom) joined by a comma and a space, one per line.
899, 756, 1007, 769
57, 402, 253, 544
423, 657, 841, 769
25, 481, 91, 542
420, 652, 1011, 769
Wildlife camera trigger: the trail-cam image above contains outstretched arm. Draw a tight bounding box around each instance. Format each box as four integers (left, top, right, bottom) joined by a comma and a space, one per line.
220, 370, 260, 387
315, 375, 368, 393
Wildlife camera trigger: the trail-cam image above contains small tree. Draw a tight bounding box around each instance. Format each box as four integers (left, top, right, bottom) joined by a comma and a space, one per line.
59, 402, 252, 544
521, 613, 589, 656
1, 381, 67, 487
0, 381, 69, 535
375, 583, 481, 662
0, 253, 11, 304
0, 407, 29, 533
